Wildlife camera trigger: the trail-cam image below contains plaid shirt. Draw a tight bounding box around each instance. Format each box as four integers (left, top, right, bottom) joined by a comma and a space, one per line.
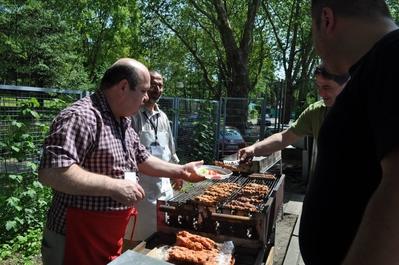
39, 90, 150, 235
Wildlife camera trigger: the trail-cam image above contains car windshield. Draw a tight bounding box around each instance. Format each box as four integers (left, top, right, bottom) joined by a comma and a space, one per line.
220, 127, 243, 140
185, 114, 198, 122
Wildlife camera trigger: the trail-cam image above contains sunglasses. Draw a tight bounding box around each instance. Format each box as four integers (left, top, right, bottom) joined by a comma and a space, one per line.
315, 66, 350, 85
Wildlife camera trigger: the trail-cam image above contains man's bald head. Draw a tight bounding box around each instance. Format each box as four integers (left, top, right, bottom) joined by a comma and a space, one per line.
100, 58, 150, 91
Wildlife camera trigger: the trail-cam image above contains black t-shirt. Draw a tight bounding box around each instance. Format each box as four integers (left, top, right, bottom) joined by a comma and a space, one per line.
299, 29, 399, 265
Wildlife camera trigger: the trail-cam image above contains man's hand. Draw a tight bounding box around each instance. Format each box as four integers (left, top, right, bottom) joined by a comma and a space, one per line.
237, 146, 255, 165
110, 179, 145, 207
182, 160, 206, 182
171, 179, 183, 191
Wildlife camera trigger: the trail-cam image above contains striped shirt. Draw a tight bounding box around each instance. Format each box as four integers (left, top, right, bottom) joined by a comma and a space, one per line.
39, 90, 150, 235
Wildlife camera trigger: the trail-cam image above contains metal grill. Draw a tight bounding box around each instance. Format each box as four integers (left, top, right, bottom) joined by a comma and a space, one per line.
156, 174, 283, 249
167, 175, 279, 213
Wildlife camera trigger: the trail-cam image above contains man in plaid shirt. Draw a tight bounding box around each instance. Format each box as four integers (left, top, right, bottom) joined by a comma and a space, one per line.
38, 58, 204, 265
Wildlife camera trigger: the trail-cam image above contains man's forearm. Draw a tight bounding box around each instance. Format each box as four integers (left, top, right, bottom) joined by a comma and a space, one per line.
139, 155, 182, 178
253, 133, 287, 155
254, 129, 300, 156
138, 155, 205, 183
38, 164, 117, 196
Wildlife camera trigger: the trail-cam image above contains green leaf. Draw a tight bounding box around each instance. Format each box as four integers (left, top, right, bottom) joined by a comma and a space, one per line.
6, 196, 21, 207
5, 221, 17, 231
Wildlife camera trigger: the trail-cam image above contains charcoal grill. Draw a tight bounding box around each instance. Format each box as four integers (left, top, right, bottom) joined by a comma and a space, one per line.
124, 151, 285, 265
144, 173, 286, 265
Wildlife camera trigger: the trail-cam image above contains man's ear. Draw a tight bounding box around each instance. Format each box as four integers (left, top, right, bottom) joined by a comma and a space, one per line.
117, 79, 129, 97
322, 7, 335, 34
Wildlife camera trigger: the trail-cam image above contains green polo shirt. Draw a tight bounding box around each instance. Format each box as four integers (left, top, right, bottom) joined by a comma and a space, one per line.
289, 100, 330, 145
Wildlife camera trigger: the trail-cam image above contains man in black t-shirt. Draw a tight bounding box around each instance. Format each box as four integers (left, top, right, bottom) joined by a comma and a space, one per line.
299, 1, 399, 264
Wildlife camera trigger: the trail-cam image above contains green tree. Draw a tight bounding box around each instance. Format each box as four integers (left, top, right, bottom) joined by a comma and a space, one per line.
141, 0, 275, 98
386, 0, 399, 24
0, 0, 89, 90
46, 0, 144, 88
261, 0, 318, 124
139, 0, 275, 132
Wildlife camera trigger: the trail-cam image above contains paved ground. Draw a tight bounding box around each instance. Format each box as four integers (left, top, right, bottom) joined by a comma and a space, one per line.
242, 121, 307, 265
269, 148, 307, 265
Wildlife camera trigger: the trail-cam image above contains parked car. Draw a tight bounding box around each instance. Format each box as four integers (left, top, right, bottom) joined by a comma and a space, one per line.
180, 113, 200, 128
263, 125, 290, 138
256, 124, 305, 149
219, 126, 247, 158
179, 113, 211, 136
257, 114, 272, 126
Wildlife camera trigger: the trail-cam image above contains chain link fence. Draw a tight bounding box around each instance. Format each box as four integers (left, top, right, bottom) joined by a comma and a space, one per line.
0, 85, 86, 197
1, 83, 311, 173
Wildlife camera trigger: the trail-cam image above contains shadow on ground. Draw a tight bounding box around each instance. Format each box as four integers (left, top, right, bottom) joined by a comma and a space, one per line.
269, 148, 306, 265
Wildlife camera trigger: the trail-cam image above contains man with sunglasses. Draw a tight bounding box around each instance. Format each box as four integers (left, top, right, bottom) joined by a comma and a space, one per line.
238, 63, 350, 166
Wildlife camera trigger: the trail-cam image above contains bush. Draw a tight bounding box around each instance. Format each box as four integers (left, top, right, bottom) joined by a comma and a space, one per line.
0, 99, 52, 263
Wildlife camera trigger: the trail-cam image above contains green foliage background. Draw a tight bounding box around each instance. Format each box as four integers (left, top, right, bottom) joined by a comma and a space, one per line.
0, 99, 54, 264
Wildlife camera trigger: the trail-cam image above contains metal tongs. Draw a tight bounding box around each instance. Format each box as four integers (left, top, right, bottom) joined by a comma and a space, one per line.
223, 160, 240, 166
223, 157, 253, 166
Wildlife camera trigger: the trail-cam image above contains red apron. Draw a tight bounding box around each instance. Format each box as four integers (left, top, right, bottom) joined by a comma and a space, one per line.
64, 206, 137, 265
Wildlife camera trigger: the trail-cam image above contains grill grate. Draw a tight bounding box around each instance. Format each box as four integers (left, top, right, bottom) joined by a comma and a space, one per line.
166, 174, 280, 213
156, 174, 285, 245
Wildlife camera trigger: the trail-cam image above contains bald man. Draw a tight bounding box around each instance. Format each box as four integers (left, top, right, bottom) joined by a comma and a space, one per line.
38, 58, 204, 265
